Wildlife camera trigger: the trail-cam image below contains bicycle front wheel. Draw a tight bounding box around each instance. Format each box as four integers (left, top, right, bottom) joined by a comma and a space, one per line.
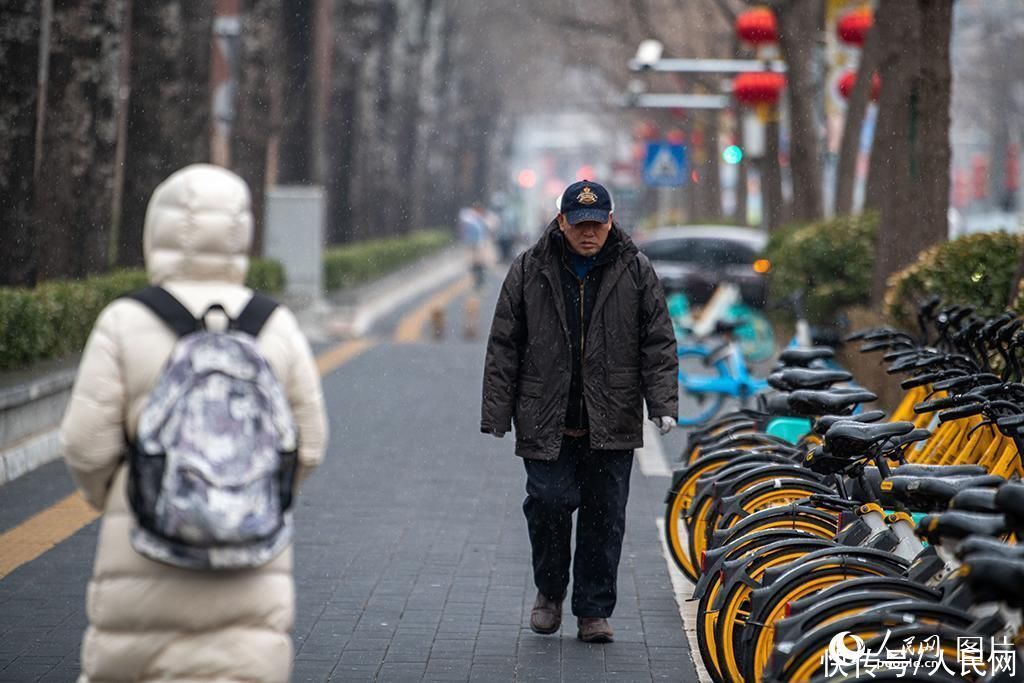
677, 347, 729, 426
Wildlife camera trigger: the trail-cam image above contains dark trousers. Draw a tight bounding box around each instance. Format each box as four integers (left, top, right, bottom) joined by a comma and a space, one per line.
523, 436, 633, 618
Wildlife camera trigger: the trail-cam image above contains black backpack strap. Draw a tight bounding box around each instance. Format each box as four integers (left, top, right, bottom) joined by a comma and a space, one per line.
123, 286, 201, 338
233, 293, 279, 337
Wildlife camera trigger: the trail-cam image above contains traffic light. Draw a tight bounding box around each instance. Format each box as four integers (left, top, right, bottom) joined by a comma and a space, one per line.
723, 145, 743, 165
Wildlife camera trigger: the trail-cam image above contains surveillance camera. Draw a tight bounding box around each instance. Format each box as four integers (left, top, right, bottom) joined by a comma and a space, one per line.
633, 39, 664, 70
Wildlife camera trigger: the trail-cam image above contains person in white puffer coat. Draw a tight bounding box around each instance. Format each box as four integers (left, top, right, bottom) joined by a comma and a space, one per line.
60, 164, 328, 682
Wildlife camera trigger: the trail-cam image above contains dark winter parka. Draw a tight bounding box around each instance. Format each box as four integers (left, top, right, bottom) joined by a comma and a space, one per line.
481, 221, 678, 460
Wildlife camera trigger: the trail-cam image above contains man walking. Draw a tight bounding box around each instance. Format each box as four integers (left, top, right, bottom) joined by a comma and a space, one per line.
481, 180, 678, 643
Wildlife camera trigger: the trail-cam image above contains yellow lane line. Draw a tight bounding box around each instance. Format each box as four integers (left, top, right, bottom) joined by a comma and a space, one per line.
0, 334, 378, 579
316, 337, 375, 376
0, 493, 98, 579
393, 275, 472, 343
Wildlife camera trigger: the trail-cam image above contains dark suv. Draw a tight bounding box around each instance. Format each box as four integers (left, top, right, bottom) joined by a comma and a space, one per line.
636, 226, 769, 307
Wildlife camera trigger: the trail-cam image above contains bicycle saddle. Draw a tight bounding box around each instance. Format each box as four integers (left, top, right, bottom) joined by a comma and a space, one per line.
995, 414, 1024, 436
880, 475, 1006, 511
766, 368, 852, 392
757, 392, 793, 415
854, 465, 988, 500
812, 410, 886, 436
916, 511, 1008, 543
786, 389, 878, 417
802, 446, 850, 475
994, 482, 1024, 524
961, 556, 1024, 608
777, 347, 834, 367
949, 487, 1000, 513
823, 421, 915, 457
956, 536, 1024, 562
888, 464, 987, 477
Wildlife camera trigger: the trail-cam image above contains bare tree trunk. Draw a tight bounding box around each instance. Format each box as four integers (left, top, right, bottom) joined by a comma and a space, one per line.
232, 0, 281, 257
36, 0, 126, 280
0, 2, 41, 285
325, 0, 377, 244
868, 1, 919, 301
913, 0, 952, 249
119, 2, 212, 267
762, 118, 785, 231
834, 21, 880, 216
409, 0, 445, 232
276, 0, 313, 184
423, 3, 459, 228
392, 0, 431, 234
870, 0, 952, 303
772, 0, 824, 222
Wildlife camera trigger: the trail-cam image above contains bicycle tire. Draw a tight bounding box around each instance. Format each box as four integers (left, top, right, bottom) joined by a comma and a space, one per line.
714, 478, 837, 532
743, 559, 906, 682
686, 457, 807, 566
663, 453, 737, 581
698, 536, 834, 682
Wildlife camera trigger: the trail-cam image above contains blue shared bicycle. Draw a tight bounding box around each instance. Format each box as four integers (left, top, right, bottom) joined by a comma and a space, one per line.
675, 320, 769, 426
670, 288, 855, 427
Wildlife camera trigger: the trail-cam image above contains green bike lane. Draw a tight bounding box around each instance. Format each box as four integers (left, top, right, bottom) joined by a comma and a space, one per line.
0, 271, 699, 682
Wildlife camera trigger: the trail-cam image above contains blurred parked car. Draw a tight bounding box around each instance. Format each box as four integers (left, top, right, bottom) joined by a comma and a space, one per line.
636, 225, 770, 308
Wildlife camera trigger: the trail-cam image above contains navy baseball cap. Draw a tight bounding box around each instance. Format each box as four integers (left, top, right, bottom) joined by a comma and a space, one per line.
558, 180, 614, 224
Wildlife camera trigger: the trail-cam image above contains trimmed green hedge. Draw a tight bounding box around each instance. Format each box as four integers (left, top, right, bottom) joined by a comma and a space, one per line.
246, 258, 285, 294
763, 212, 878, 324
885, 231, 1024, 328
324, 229, 452, 291
0, 259, 284, 372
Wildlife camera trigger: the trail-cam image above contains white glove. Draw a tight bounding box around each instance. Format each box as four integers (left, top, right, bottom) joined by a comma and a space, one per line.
651, 416, 676, 435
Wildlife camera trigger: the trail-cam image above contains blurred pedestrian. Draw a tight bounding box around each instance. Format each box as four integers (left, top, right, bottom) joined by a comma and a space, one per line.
459, 202, 491, 290
60, 164, 328, 682
480, 180, 678, 643
495, 205, 520, 264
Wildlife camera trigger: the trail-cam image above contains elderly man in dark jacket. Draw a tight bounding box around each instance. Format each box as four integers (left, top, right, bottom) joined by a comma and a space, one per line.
481, 180, 678, 643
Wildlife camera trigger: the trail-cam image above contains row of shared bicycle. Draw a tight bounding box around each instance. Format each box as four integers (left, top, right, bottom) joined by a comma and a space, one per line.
665, 298, 1024, 682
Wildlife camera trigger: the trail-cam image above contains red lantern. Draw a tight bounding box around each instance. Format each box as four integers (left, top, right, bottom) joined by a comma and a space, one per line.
837, 7, 872, 47
733, 72, 786, 107
973, 155, 989, 201
633, 120, 659, 140
953, 168, 969, 209
837, 69, 881, 101
665, 128, 686, 145
736, 7, 778, 46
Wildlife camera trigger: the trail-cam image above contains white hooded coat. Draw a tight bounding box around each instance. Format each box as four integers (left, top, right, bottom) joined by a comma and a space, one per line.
60, 164, 328, 682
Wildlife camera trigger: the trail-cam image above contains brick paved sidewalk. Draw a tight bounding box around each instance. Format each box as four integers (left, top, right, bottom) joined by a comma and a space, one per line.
288, 340, 697, 682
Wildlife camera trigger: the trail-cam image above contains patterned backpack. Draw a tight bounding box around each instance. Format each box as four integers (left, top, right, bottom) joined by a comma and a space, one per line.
123, 286, 298, 570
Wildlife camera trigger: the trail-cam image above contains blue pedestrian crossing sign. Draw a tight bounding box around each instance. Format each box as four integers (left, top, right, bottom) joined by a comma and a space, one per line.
642, 142, 687, 187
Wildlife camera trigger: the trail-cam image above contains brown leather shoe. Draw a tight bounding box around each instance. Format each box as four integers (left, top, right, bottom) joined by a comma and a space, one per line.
577, 617, 614, 643
530, 592, 562, 634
